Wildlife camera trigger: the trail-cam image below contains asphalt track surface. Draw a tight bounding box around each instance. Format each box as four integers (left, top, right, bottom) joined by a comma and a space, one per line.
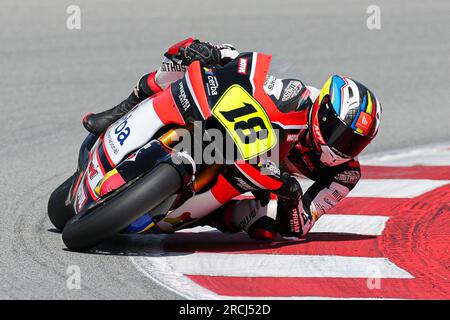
0, 0, 449, 299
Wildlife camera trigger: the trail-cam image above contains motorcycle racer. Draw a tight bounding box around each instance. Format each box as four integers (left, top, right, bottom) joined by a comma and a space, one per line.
83, 38, 240, 136
82, 38, 382, 241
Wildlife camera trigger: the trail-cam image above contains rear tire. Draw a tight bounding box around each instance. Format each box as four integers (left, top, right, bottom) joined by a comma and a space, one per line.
48, 175, 76, 231
62, 164, 182, 252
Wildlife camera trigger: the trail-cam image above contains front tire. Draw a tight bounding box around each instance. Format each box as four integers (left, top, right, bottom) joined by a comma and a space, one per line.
62, 164, 182, 251
48, 175, 76, 231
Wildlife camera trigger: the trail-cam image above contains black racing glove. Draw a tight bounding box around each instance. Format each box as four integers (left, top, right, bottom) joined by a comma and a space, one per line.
178, 40, 222, 66
251, 189, 271, 207
274, 172, 303, 201
274, 173, 314, 238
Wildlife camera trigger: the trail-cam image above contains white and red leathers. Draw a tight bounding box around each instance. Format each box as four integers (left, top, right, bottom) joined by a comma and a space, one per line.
123, 39, 362, 240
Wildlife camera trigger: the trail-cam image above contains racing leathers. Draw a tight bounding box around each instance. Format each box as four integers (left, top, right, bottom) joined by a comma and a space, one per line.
83, 39, 238, 135
83, 38, 361, 241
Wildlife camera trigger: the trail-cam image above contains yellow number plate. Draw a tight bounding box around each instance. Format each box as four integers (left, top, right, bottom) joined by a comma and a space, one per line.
211, 85, 277, 160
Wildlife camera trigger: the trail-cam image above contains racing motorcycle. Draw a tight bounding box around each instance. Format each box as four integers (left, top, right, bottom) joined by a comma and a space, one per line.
47, 52, 308, 251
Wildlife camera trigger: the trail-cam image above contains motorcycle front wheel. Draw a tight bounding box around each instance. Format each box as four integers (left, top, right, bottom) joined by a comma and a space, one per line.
47, 174, 76, 231
62, 163, 182, 251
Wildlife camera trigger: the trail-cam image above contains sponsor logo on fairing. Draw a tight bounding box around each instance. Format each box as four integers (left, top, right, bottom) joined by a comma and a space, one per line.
234, 177, 256, 191
114, 116, 131, 146
88, 162, 98, 180
206, 75, 219, 96
76, 184, 87, 212
237, 58, 248, 75
106, 132, 119, 154
178, 81, 191, 112
258, 159, 281, 177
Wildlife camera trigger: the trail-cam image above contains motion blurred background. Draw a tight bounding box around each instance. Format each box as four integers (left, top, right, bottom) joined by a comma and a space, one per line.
2, 0, 449, 155
0, 0, 448, 299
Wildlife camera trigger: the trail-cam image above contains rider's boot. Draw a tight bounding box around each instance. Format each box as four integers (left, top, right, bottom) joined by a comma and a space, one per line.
82, 92, 140, 136
82, 72, 162, 136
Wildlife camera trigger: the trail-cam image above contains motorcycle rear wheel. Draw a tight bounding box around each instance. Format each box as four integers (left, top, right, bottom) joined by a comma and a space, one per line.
62, 163, 182, 252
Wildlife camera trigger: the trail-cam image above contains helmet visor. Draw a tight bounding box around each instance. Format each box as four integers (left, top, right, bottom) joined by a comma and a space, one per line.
317, 100, 371, 158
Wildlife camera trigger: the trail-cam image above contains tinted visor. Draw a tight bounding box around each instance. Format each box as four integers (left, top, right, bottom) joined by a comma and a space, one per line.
317, 100, 371, 158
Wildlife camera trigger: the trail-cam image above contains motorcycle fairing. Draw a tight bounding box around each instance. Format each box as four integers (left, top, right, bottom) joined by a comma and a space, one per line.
70, 52, 310, 218
171, 52, 308, 190
70, 96, 187, 215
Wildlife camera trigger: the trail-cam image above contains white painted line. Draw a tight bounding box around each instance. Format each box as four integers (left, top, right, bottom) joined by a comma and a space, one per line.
132, 254, 396, 300
299, 179, 450, 198
142, 253, 413, 279
360, 143, 450, 166
129, 236, 219, 300
310, 214, 389, 236
350, 179, 449, 198
180, 214, 389, 236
